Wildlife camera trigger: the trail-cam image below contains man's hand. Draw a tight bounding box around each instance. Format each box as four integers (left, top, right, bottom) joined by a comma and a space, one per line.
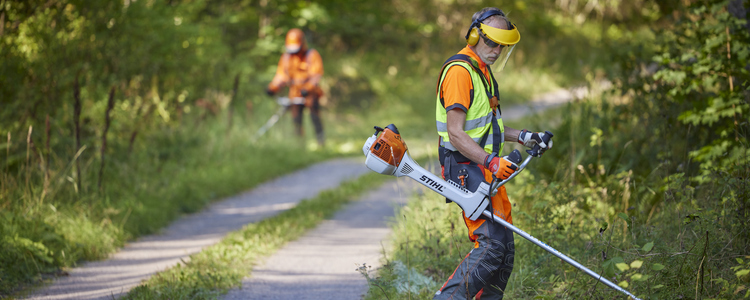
484, 153, 519, 180
518, 129, 553, 152
265, 87, 275, 97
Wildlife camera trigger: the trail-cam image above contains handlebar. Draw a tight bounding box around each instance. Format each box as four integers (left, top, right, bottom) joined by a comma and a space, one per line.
490, 130, 554, 193
276, 97, 305, 106
526, 130, 554, 157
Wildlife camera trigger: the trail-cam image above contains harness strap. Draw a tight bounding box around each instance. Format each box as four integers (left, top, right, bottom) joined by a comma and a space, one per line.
436, 54, 498, 103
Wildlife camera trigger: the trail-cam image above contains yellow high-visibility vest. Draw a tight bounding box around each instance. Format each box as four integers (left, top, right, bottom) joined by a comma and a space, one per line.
435, 56, 504, 156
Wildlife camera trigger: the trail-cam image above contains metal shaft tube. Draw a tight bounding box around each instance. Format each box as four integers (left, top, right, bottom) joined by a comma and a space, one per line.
485, 151, 640, 299
481, 210, 641, 300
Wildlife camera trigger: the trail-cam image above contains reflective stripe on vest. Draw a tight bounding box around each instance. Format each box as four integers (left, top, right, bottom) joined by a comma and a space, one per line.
436, 60, 504, 154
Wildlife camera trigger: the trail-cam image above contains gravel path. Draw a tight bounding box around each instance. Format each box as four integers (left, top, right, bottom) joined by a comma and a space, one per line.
222, 178, 418, 300
25, 158, 369, 300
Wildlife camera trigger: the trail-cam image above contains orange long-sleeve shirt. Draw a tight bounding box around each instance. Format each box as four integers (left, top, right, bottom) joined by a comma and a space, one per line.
268, 49, 324, 98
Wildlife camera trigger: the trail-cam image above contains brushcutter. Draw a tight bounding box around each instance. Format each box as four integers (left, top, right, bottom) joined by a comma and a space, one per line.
362, 124, 642, 300
252, 96, 305, 141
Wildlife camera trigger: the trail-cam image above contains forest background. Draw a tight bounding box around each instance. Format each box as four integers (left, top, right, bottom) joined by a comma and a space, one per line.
0, 0, 748, 299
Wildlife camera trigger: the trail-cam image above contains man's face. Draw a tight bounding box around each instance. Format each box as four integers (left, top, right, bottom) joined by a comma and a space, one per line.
474, 18, 507, 66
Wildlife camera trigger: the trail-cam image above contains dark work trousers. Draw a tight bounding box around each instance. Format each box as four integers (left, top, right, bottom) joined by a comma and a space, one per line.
289, 96, 324, 145
434, 218, 515, 300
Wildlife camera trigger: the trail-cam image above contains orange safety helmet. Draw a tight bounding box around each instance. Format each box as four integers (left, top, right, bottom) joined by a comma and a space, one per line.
285, 28, 306, 54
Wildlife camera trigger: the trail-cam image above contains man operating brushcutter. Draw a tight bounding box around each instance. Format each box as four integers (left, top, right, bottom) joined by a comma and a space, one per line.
434, 7, 554, 299
266, 28, 326, 146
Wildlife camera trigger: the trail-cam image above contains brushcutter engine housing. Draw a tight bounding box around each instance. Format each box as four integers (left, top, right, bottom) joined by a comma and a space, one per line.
362, 124, 490, 220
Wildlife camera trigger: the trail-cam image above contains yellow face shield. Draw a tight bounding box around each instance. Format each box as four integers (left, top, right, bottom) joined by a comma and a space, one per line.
479, 23, 520, 46
479, 23, 520, 70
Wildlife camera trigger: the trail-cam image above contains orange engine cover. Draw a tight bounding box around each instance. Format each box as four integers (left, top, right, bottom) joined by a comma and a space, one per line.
370, 125, 407, 167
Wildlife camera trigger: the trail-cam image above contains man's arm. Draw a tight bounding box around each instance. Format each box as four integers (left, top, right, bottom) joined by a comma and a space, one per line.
303, 50, 323, 89
504, 126, 520, 144
448, 114, 527, 162
447, 109, 492, 164
268, 55, 289, 92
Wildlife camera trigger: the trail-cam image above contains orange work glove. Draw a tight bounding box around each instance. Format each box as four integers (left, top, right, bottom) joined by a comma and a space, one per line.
484, 152, 520, 180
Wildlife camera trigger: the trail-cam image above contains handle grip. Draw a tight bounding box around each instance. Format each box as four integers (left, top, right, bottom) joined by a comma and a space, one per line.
507, 149, 522, 164
526, 130, 554, 157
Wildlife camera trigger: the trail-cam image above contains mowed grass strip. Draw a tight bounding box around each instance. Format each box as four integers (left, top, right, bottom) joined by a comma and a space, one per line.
124, 171, 391, 300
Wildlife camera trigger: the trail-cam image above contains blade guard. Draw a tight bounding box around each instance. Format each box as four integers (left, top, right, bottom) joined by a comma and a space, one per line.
363, 124, 490, 220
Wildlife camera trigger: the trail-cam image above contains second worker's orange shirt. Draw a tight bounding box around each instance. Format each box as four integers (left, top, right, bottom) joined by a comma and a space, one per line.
268, 49, 324, 98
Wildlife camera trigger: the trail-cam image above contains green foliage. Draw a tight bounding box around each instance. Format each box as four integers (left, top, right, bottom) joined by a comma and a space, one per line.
0, 208, 122, 295
0, 232, 56, 293
648, 0, 750, 179
708, 256, 750, 299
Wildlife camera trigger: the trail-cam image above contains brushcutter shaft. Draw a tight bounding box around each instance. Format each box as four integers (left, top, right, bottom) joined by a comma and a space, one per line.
481, 210, 641, 300
252, 97, 306, 141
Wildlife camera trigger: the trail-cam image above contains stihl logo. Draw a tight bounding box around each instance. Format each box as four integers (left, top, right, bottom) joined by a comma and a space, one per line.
419, 175, 445, 192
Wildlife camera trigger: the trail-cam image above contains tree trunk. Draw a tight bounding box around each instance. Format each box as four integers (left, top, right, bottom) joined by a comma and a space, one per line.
228, 73, 240, 132
259, 0, 270, 38
43, 114, 50, 199
98, 86, 116, 191
129, 103, 154, 155
73, 72, 82, 191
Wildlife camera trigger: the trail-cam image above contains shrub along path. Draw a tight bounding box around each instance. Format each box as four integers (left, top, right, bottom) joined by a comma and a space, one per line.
25, 158, 370, 300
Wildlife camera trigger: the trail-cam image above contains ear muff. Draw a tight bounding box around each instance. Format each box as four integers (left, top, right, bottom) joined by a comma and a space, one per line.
465, 9, 506, 45
467, 27, 480, 46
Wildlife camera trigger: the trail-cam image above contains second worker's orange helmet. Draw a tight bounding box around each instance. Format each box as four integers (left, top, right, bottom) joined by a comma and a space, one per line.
285, 28, 306, 54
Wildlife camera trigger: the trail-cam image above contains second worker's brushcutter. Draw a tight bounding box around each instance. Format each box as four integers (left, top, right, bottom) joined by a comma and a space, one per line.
252, 96, 305, 142
362, 124, 641, 300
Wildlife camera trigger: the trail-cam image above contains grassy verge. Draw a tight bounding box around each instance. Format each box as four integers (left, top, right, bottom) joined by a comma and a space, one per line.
123, 171, 390, 299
